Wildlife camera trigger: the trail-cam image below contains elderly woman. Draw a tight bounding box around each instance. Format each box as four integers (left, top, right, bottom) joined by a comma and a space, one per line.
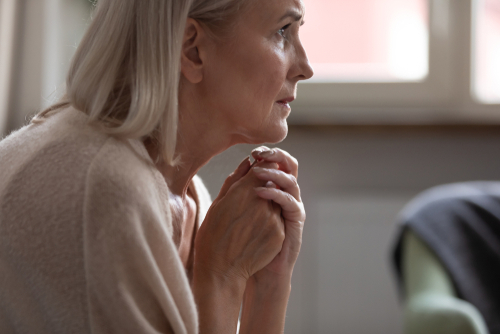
0, 0, 313, 333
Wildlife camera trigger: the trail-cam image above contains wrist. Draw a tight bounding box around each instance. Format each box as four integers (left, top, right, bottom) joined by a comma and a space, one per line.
246, 273, 292, 302
240, 274, 291, 334
193, 263, 247, 297
192, 264, 247, 334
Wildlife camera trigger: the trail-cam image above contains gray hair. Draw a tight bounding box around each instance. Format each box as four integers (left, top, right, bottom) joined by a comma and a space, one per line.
33, 0, 248, 165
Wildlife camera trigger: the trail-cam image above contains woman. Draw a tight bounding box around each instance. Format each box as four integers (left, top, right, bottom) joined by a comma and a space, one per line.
0, 0, 313, 333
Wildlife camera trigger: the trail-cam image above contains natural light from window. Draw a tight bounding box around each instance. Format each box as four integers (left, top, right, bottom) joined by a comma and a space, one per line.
473, 0, 500, 104
300, 0, 429, 83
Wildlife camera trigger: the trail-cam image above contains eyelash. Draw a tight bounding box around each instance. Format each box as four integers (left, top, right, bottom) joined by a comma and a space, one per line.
278, 24, 291, 38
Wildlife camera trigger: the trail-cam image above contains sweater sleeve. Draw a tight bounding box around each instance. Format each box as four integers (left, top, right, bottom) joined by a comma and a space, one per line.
82, 142, 198, 334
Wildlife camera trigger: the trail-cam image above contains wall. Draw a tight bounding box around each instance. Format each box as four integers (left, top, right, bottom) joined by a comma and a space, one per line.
1, 0, 89, 137
198, 125, 500, 333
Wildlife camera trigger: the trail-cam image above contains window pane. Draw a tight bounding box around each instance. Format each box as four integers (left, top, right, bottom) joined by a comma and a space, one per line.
300, 0, 429, 82
473, 0, 500, 104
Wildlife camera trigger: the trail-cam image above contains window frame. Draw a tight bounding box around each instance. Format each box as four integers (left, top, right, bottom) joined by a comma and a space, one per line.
290, 0, 500, 124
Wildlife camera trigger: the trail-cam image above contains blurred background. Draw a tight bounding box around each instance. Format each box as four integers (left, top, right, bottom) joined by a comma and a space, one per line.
1, 0, 500, 333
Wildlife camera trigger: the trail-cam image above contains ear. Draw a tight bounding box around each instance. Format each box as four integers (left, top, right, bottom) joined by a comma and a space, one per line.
181, 18, 206, 84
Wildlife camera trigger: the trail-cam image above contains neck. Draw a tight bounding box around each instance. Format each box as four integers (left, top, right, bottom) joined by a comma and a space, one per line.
144, 109, 235, 198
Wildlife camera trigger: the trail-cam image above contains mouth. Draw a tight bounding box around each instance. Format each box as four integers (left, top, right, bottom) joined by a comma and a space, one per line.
276, 96, 295, 108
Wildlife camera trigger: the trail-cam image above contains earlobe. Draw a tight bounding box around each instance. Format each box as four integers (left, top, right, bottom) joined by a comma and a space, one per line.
181, 18, 204, 84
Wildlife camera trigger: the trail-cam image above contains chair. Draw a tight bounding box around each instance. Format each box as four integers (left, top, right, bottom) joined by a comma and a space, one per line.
401, 229, 489, 334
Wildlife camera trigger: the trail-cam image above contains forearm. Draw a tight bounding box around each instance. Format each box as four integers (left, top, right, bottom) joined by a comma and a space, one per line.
192, 267, 247, 334
239, 275, 292, 334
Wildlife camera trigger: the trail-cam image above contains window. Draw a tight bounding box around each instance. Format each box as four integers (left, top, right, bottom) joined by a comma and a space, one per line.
472, 0, 500, 104
3, 0, 500, 129
302, 0, 429, 82
292, 0, 500, 123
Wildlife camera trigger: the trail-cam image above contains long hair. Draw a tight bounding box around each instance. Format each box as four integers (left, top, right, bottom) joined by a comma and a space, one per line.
32, 0, 247, 165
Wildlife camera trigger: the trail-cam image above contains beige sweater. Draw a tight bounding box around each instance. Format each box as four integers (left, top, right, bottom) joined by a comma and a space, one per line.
0, 107, 211, 334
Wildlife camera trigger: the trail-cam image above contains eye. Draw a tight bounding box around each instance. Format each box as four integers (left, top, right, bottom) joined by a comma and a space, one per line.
278, 24, 291, 38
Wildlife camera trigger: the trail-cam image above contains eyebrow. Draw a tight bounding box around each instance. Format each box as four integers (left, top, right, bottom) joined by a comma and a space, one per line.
278, 10, 305, 25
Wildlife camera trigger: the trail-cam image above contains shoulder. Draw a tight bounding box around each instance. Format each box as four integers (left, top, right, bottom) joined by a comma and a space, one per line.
84, 136, 173, 234
87, 137, 159, 194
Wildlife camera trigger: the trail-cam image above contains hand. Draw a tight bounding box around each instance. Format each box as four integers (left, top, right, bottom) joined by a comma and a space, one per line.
249, 146, 305, 279
194, 157, 285, 284
238, 147, 305, 334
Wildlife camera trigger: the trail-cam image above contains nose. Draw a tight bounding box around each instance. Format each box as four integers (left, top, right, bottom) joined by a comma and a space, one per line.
289, 39, 314, 82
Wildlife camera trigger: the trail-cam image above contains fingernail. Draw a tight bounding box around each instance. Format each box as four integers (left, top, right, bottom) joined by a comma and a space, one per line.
253, 146, 270, 153
251, 147, 263, 153
259, 150, 274, 157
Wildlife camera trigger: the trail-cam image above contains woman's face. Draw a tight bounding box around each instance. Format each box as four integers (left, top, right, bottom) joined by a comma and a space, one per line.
201, 0, 314, 144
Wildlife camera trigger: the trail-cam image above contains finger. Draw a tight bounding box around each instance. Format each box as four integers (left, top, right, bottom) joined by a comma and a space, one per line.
253, 167, 300, 200
252, 160, 279, 170
254, 187, 305, 223
253, 148, 298, 178
251, 146, 271, 161
215, 156, 251, 201
265, 181, 278, 189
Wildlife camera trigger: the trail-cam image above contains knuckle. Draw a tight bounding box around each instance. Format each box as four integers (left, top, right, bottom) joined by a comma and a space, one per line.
288, 174, 298, 187
277, 228, 285, 242
275, 147, 287, 155
265, 219, 280, 236
278, 148, 294, 160
272, 221, 285, 240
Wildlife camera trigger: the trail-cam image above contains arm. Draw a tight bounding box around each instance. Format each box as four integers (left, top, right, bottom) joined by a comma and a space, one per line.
240, 275, 291, 334
193, 156, 286, 334
192, 268, 246, 334
84, 158, 196, 333
239, 147, 306, 334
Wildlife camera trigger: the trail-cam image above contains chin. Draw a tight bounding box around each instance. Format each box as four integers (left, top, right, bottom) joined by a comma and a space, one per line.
271, 122, 288, 143
254, 120, 288, 144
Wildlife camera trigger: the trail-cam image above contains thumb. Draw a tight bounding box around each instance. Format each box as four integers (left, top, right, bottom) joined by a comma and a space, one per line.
215, 156, 252, 201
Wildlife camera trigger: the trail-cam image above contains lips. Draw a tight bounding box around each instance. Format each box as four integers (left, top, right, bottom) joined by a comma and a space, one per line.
277, 96, 295, 104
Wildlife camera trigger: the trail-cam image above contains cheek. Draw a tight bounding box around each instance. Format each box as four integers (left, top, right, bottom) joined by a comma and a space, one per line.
205, 40, 288, 126
249, 48, 287, 98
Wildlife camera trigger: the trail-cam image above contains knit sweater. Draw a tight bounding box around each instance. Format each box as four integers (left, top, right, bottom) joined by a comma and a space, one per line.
0, 107, 211, 334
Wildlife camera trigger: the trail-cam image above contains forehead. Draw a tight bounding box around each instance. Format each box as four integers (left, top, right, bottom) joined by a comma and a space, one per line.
246, 0, 305, 23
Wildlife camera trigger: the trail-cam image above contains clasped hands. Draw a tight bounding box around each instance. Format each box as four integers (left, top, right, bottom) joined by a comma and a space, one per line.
195, 146, 305, 288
